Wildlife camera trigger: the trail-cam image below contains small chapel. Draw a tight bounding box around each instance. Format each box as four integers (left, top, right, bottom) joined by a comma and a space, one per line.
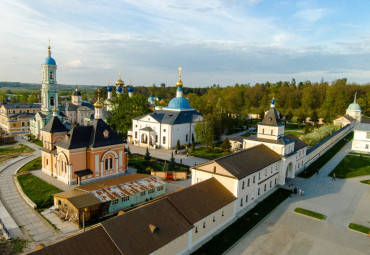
127, 67, 203, 149
40, 90, 128, 185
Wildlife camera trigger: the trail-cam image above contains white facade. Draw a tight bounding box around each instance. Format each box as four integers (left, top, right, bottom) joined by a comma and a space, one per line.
352, 123, 370, 153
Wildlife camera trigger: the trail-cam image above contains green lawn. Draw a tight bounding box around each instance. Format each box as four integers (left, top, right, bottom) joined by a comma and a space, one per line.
360, 179, 370, 185
348, 223, 370, 235
0, 144, 34, 155
329, 155, 370, 179
294, 207, 326, 220
128, 154, 188, 174
192, 189, 291, 255
298, 132, 353, 178
188, 146, 231, 159
18, 157, 42, 173
17, 174, 62, 210
0, 238, 28, 254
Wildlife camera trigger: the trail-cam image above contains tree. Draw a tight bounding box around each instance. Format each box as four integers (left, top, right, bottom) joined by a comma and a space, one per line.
221, 137, 231, 152
107, 93, 151, 137
144, 147, 151, 162
161, 161, 168, 172
176, 140, 181, 151
191, 140, 195, 152
169, 151, 175, 170
194, 121, 214, 148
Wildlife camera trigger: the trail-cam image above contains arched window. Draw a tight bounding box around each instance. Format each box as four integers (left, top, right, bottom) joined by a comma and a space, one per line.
104, 154, 114, 170
50, 97, 54, 106
50, 71, 53, 79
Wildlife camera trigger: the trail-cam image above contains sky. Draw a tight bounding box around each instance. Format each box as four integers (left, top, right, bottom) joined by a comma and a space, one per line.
1, 0, 370, 87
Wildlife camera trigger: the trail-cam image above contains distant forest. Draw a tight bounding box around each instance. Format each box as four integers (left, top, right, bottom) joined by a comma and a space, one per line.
1, 78, 369, 122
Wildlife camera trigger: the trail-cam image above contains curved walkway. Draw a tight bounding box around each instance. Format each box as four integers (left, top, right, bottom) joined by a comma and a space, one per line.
0, 155, 57, 242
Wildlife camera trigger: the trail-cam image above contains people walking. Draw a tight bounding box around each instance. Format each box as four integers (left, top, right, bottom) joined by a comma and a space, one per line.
332, 173, 336, 181
298, 188, 302, 196
301, 189, 304, 196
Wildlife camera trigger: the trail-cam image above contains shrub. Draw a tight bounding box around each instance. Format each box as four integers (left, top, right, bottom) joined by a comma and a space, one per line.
299, 124, 340, 146
221, 137, 231, 152
144, 147, 151, 162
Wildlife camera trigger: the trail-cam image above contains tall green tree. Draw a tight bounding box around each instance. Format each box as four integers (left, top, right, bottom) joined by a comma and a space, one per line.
107, 93, 151, 137
194, 121, 214, 148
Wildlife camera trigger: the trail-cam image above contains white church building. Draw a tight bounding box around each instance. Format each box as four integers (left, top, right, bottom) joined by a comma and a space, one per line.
128, 67, 203, 149
191, 99, 308, 213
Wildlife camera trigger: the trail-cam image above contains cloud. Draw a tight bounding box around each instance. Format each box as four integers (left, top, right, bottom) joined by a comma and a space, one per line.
294, 8, 326, 22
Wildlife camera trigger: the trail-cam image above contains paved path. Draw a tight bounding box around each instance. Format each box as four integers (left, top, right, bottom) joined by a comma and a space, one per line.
0, 155, 58, 242
226, 141, 370, 255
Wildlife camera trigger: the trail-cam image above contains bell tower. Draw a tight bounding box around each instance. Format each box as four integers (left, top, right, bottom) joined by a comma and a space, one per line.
41, 40, 58, 114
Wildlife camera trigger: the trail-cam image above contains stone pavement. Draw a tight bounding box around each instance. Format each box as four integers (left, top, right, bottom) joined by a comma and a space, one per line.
226, 141, 370, 255
0, 155, 58, 242
32, 170, 77, 192
41, 208, 78, 234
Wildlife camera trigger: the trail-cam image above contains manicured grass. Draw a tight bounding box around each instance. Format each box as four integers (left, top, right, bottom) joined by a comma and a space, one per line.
329, 155, 370, 178
0, 144, 34, 155
294, 207, 326, 220
298, 132, 353, 178
0, 155, 16, 163
128, 154, 188, 174
17, 174, 62, 210
360, 179, 370, 185
18, 157, 42, 173
192, 188, 291, 255
348, 223, 370, 235
188, 146, 231, 159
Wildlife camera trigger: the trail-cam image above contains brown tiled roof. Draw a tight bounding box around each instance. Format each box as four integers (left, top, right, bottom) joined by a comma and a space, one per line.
28, 226, 121, 255
284, 134, 308, 151
54, 190, 101, 209
201, 144, 281, 180
167, 178, 236, 224
76, 174, 151, 192
101, 198, 193, 255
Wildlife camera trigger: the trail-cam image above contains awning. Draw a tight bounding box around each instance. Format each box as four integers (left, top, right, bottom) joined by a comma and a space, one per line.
74, 169, 93, 177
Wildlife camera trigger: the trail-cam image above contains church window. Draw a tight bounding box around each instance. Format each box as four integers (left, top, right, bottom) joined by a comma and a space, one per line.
265, 169, 267, 176
186, 134, 188, 142
275, 178, 277, 185
247, 178, 250, 186
50, 97, 54, 106
163, 136, 166, 144
262, 129, 264, 134
258, 188, 260, 195
242, 181, 245, 189
50, 71, 53, 79
155, 135, 158, 143
135, 132, 137, 139
240, 199, 243, 207
246, 195, 248, 203
22, 122, 25, 127
258, 172, 261, 180
270, 181, 272, 188
203, 222, 206, 228
271, 166, 273, 173
195, 227, 198, 233
264, 184, 266, 191
253, 176, 255, 183
163, 129, 166, 132
105, 157, 113, 170
213, 216, 216, 222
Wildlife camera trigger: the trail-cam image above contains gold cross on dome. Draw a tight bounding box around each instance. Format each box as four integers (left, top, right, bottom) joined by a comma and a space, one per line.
178, 66, 182, 78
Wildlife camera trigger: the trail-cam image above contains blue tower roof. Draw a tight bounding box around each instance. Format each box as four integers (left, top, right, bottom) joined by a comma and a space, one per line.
166, 97, 193, 110
116, 86, 123, 93
128, 86, 133, 92
44, 57, 56, 65
177, 86, 183, 91
271, 98, 275, 105
107, 86, 112, 92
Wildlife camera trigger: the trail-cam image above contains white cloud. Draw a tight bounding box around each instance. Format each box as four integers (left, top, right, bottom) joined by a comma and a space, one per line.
294, 8, 326, 22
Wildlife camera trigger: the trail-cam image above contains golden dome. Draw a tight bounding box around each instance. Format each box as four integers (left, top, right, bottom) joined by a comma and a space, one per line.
116, 68, 125, 87
94, 89, 103, 108
176, 66, 183, 87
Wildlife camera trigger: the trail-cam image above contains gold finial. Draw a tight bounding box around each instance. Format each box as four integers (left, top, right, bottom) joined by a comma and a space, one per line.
176, 66, 183, 87
116, 68, 124, 87
47, 37, 51, 57
52, 105, 57, 112
94, 88, 103, 108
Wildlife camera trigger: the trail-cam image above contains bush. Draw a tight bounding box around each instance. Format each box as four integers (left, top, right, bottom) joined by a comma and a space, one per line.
221, 137, 231, 152
299, 124, 340, 146
144, 147, 151, 162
